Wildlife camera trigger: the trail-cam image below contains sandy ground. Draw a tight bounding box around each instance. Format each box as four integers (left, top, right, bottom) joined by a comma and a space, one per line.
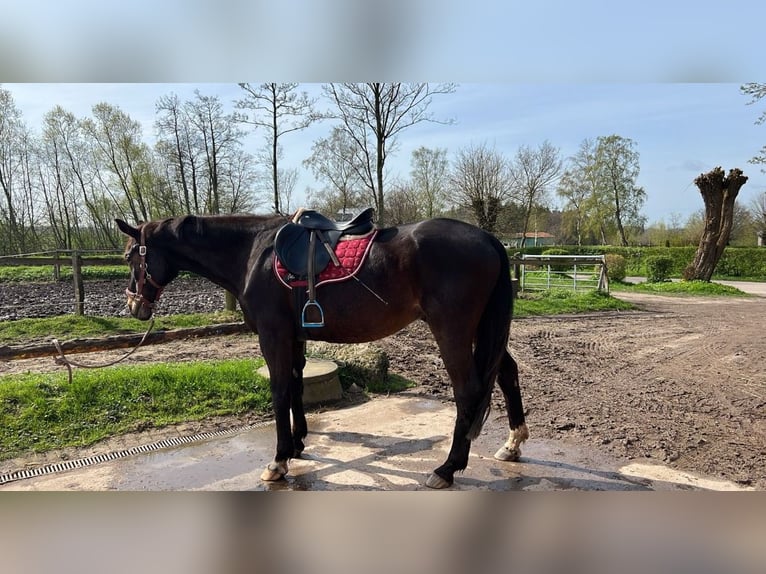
1, 283, 764, 489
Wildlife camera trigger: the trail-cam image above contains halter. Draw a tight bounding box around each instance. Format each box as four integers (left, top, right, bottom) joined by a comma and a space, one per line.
125, 227, 165, 312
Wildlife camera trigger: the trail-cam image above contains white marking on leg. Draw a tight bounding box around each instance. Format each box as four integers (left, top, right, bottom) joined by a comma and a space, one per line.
494, 423, 529, 461
260, 460, 289, 481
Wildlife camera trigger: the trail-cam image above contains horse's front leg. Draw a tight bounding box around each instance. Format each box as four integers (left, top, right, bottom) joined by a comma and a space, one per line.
260, 339, 297, 482
290, 340, 308, 457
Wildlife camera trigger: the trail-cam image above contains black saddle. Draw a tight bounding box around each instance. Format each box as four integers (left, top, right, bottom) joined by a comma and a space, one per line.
294, 207, 375, 233
274, 208, 376, 328
275, 208, 375, 277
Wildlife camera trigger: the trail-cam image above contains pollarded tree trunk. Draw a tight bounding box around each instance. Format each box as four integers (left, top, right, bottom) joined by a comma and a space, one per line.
683, 167, 748, 281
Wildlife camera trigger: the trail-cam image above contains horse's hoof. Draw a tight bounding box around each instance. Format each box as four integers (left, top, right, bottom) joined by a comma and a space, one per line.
494, 445, 521, 462
425, 473, 452, 489
260, 461, 288, 481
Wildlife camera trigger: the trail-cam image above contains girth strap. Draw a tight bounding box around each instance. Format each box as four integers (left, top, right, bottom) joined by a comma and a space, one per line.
301, 230, 325, 328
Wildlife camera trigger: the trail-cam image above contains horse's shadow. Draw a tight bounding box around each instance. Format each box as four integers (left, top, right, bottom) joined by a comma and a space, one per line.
259, 430, 656, 491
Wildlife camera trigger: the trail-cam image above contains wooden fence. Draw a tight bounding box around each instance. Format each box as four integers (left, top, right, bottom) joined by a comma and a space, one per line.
0, 250, 240, 316
0, 250, 124, 315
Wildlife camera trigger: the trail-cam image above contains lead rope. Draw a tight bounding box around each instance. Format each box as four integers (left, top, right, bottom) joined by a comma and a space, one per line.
52, 318, 155, 384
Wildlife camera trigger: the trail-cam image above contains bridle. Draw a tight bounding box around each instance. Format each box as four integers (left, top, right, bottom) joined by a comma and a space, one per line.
125, 227, 165, 312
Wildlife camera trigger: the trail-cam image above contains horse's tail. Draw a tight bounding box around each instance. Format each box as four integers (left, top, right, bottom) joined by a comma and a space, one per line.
467, 235, 513, 440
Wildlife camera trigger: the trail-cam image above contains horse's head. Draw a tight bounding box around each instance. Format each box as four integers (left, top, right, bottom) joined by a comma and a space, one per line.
116, 219, 177, 320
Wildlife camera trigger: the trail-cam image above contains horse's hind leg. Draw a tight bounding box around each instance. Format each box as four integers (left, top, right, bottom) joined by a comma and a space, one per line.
426, 328, 489, 489
290, 340, 308, 457
493, 351, 529, 461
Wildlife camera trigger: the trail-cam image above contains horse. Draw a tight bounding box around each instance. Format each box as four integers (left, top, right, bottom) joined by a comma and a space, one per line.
115, 212, 528, 489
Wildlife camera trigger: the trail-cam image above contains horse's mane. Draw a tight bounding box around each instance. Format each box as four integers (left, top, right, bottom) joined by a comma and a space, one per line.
144, 213, 286, 246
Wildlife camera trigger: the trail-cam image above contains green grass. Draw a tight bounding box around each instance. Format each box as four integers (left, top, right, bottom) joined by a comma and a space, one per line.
366, 373, 415, 394
514, 289, 635, 317
520, 270, 602, 290
0, 358, 272, 460
0, 311, 243, 344
0, 355, 417, 460
611, 280, 750, 297
0, 265, 126, 282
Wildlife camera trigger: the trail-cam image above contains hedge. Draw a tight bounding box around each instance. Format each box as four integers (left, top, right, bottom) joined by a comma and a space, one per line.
510, 245, 766, 280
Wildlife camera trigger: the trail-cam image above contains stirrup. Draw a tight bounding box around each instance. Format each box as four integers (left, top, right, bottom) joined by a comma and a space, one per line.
301, 300, 325, 328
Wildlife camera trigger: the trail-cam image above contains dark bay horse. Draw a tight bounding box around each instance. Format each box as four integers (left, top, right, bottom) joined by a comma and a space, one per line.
116, 213, 528, 488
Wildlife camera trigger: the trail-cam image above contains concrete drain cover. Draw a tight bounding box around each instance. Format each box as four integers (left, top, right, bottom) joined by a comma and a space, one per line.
257, 358, 342, 405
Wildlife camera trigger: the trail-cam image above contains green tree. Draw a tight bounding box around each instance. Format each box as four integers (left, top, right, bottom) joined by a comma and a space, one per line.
593, 135, 646, 246
741, 83, 766, 171
557, 138, 599, 245
82, 103, 155, 223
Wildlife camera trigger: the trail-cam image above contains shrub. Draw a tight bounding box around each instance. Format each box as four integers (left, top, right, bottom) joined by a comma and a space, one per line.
646, 255, 674, 283
541, 248, 569, 256
604, 253, 627, 282
515, 245, 766, 280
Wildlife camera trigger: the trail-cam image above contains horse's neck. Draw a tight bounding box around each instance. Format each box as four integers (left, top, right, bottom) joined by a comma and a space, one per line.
167, 219, 260, 295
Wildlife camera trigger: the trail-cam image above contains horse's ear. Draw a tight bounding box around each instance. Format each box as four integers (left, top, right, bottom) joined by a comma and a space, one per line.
116, 219, 140, 240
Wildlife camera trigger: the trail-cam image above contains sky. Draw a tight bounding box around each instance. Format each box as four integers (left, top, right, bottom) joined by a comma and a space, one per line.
1, 0, 764, 226
4, 82, 765, 225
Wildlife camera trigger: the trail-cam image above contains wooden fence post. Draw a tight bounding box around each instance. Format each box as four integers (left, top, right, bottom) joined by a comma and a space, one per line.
72, 251, 85, 315
53, 251, 61, 281
224, 290, 237, 311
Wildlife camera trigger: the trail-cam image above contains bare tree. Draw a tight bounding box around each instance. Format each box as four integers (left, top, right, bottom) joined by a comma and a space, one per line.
750, 192, 766, 240
303, 126, 365, 217
236, 83, 319, 214
684, 167, 748, 281
39, 107, 84, 249
386, 179, 420, 224
0, 87, 37, 253
410, 146, 448, 219
510, 140, 563, 247
276, 165, 299, 215
155, 93, 201, 214
220, 147, 261, 213
449, 142, 513, 233
186, 91, 247, 215
323, 83, 455, 224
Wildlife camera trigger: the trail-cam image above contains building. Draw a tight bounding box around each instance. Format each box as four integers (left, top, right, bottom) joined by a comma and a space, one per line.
505, 231, 556, 248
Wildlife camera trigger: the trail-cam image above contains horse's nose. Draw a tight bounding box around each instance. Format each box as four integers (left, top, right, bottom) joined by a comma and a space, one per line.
125, 291, 152, 320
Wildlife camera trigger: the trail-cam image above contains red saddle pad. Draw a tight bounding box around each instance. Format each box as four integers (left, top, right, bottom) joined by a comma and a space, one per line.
274, 230, 377, 289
